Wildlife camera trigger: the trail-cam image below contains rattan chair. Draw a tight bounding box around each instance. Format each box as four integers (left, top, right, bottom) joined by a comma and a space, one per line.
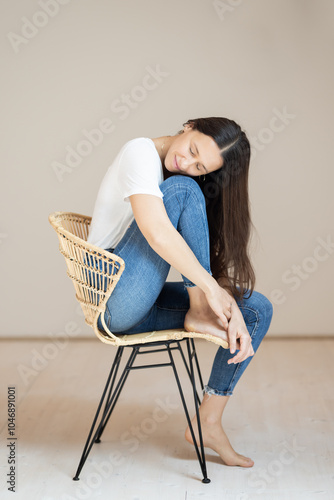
49, 211, 229, 483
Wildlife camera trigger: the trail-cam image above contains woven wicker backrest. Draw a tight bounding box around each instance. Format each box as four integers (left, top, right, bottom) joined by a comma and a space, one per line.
49, 212, 125, 342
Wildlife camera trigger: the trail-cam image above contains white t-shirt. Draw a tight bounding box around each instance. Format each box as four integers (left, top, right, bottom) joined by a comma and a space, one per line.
87, 137, 164, 250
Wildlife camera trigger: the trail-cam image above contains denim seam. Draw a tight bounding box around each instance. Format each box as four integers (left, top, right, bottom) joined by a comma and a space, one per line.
156, 304, 189, 313
163, 181, 209, 235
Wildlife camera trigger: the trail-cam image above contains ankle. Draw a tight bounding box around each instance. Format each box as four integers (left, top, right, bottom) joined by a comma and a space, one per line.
199, 412, 221, 426
187, 287, 210, 314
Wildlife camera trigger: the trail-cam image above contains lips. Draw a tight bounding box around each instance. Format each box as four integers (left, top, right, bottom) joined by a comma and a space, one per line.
174, 155, 180, 170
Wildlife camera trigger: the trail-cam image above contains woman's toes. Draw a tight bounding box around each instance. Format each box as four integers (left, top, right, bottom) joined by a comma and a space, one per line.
185, 419, 254, 468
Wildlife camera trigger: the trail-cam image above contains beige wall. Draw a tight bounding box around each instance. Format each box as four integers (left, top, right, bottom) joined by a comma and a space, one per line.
1, 0, 333, 337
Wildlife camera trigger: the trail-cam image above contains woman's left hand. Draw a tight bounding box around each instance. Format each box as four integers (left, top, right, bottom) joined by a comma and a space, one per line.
227, 302, 254, 364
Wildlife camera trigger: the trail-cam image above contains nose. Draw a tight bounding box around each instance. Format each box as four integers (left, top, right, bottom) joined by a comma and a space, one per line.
181, 158, 192, 171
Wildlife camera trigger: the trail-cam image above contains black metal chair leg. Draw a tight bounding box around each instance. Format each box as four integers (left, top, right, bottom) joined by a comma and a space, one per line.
94, 346, 129, 442
94, 346, 140, 442
93, 346, 130, 443
166, 342, 210, 483
177, 340, 204, 405
73, 346, 124, 480
74, 346, 143, 480
190, 338, 205, 391
185, 339, 210, 483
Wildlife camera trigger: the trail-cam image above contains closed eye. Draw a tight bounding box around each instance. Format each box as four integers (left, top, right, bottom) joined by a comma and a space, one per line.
190, 147, 201, 171
193, 142, 209, 174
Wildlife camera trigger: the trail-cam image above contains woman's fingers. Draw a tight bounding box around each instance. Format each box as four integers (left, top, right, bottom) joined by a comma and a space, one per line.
224, 309, 232, 320
227, 327, 254, 364
205, 293, 230, 330
228, 347, 250, 364
227, 322, 237, 354
219, 313, 229, 330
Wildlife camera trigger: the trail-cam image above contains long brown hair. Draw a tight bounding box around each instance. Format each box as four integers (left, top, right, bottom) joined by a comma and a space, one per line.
183, 117, 255, 299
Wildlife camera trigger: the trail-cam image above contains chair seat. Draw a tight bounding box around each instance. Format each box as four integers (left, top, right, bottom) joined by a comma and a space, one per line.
96, 326, 229, 348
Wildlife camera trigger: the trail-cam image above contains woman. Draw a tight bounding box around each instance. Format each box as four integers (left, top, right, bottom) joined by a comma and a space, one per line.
87, 117, 273, 467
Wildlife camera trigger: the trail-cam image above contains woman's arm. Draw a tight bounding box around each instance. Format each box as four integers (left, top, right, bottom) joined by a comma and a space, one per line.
130, 193, 214, 291
130, 193, 232, 327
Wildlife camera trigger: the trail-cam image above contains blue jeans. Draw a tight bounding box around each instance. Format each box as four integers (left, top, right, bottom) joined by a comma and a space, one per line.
98, 175, 273, 395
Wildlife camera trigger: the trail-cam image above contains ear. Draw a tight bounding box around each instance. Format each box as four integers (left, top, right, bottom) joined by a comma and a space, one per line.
183, 123, 193, 132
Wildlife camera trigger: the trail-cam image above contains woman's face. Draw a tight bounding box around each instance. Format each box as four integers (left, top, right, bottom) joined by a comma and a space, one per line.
164, 125, 223, 177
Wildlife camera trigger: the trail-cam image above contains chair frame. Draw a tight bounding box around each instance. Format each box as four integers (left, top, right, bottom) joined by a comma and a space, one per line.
49, 211, 229, 483
72, 339, 210, 483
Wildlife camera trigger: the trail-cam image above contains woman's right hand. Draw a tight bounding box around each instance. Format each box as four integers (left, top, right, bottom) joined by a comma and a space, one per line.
204, 282, 233, 331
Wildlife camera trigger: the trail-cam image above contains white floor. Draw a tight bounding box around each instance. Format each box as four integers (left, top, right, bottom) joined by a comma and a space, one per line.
0, 337, 333, 500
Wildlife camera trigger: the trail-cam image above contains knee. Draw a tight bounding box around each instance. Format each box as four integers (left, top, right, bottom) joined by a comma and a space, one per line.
160, 175, 205, 205
161, 174, 201, 194
239, 290, 273, 334
248, 290, 273, 330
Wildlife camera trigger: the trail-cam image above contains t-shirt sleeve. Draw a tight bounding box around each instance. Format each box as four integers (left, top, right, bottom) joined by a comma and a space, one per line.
117, 139, 163, 202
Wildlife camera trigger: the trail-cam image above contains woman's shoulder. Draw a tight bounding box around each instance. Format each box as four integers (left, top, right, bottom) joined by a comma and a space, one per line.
116, 137, 163, 187
117, 137, 160, 165
121, 137, 156, 153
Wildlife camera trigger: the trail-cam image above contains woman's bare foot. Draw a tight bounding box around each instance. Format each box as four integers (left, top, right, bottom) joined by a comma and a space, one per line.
185, 414, 254, 467
184, 308, 229, 343
185, 285, 230, 344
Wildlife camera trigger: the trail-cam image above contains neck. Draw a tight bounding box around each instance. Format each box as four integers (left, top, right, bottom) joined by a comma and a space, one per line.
151, 135, 173, 163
